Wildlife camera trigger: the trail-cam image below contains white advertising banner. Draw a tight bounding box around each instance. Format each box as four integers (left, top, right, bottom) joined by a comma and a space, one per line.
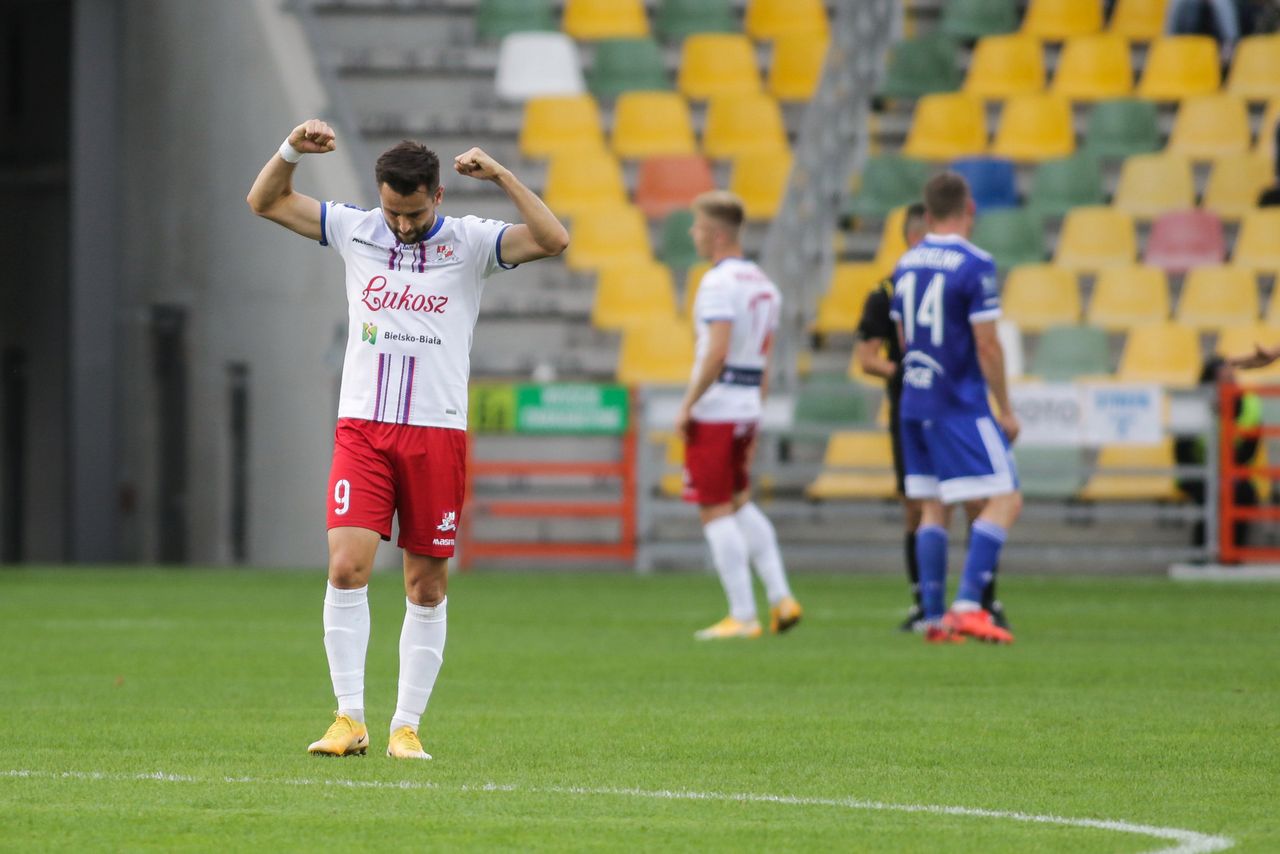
1010, 383, 1163, 447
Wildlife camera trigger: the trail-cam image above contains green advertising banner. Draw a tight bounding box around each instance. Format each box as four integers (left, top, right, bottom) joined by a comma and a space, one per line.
469, 383, 629, 435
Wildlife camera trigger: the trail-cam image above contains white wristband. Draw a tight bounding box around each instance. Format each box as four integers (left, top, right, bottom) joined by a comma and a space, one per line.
278, 139, 304, 164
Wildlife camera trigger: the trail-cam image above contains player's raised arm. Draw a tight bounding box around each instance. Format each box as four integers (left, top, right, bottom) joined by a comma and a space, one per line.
453, 147, 569, 263
246, 119, 336, 241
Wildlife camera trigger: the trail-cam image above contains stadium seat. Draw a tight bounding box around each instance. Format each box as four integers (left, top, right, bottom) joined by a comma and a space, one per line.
1232, 209, 1280, 272
769, 30, 830, 102
1166, 94, 1252, 160
591, 261, 679, 330
1086, 265, 1170, 331
1000, 264, 1081, 331
702, 93, 789, 160
654, 0, 735, 41
519, 95, 606, 158
1021, 0, 1104, 40
941, 0, 1019, 40
1055, 206, 1137, 271
1029, 323, 1112, 380
1106, 0, 1169, 42
880, 34, 963, 100
902, 93, 988, 161
616, 319, 695, 385
1017, 446, 1086, 499
1256, 99, 1280, 164
476, 0, 557, 41
1027, 152, 1105, 217
562, 0, 648, 40
793, 376, 873, 426
1218, 323, 1280, 382
1137, 36, 1221, 100
1226, 34, 1280, 101
564, 204, 653, 272
1176, 266, 1259, 330
542, 149, 628, 218
1202, 152, 1273, 221
964, 34, 1046, 99
805, 432, 898, 501
658, 431, 685, 497
1079, 439, 1183, 501
949, 157, 1020, 211
678, 34, 761, 101
610, 92, 697, 158
1051, 33, 1133, 101
745, 0, 829, 41
990, 93, 1075, 161
1112, 153, 1196, 219
658, 209, 698, 270
495, 32, 586, 101
633, 155, 714, 220
845, 154, 932, 220
732, 148, 793, 220
1082, 98, 1161, 158
587, 38, 671, 100
1116, 323, 1202, 386
970, 209, 1045, 270
1144, 209, 1227, 273
813, 263, 885, 336
872, 206, 910, 272
683, 261, 710, 318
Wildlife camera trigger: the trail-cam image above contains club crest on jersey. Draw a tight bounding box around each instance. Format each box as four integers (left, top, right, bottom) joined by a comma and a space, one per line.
434, 244, 455, 259
361, 322, 378, 344
436, 511, 457, 533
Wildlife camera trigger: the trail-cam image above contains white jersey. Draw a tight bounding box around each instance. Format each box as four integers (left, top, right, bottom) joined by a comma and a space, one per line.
689, 257, 782, 423
322, 202, 515, 430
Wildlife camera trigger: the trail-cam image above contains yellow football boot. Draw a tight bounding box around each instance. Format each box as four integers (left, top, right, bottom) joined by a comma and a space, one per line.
694, 616, 763, 640
769, 596, 803, 634
387, 726, 432, 760
307, 712, 369, 756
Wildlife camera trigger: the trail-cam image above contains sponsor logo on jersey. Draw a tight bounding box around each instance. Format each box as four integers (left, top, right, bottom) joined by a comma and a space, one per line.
353, 236, 387, 250
361, 322, 378, 344
436, 511, 457, 532
361, 275, 449, 314
383, 331, 442, 346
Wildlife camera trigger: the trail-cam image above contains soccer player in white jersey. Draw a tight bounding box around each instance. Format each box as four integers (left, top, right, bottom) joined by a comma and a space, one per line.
677, 191, 802, 640
246, 119, 568, 758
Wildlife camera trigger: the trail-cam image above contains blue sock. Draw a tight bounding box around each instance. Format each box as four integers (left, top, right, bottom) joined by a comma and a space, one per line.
957, 520, 1006, 606
915, 525, 948, 620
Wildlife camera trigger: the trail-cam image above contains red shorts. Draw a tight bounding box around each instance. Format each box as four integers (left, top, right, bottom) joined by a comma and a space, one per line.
682, 420, 757, 506
327, 418, 467, 557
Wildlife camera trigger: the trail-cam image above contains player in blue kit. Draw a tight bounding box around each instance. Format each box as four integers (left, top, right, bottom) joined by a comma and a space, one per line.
889, 173, 1021, 645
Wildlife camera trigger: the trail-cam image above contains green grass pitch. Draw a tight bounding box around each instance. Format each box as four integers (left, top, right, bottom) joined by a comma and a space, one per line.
2, 567, 1277, 852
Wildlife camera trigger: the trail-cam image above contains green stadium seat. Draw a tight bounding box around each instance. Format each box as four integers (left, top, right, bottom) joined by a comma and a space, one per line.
845, 154, 932, 220
971, 209, 1045, 270
1027, 152, 1105, 217
587, 38, 671, 100
941, 0, 1020, 40
1082, 98, 1161, 158
1016, 446, 1086, 499
792, 375, 872, 426
476, 0, 557, 41
654, 0, 736, 41
1029, 324, 1112, 380
659, 209, 699, 269
880, 34, 963, 100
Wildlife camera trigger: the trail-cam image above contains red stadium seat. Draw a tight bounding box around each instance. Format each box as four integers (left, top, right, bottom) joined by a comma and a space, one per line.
1143, 209, 1226, 273
633, 155, 716, 219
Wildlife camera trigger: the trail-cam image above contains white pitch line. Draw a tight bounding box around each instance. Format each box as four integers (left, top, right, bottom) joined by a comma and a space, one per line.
2, 769, 1234, 854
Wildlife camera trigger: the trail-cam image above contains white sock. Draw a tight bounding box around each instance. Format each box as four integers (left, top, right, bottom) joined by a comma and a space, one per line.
735, 501, 793, 604
390, 596, 447, 734
704, 515, 756, 623
323, 582, 369, 722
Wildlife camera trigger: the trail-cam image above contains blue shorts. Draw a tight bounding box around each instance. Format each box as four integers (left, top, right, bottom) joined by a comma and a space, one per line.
900, 414, 1019, 504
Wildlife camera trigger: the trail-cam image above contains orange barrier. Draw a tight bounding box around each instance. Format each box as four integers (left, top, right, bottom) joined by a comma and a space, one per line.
1217, 382, 1280, 563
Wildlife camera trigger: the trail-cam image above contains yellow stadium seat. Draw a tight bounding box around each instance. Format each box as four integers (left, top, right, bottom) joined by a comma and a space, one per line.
1226, 34, 1280, 101
542, 150, 627, 218
1112, 152, 1195, 219
1218, 323, 1280, 383
964, 34, 1046, 99
1079, 439, 1183, 501
1052, 34, 1133, 100
990, 93, 1075, 161
1137, 36, 1221, 100
1232, 209, 1280, 273
873, 206, 909, 273
683, 262, 711, 319
813, 263, 885, 336
902, 93, 988, 161
1203, 152, 1273, 221
745, 0, 829, 41
1087, 265, 1169, 330
1167, 94, 1252, 160
562, 0, 648, 40
1022, 0, 1104, 40
591, 261, 679, 331
731, 148, 793, 220
565, 204, 653, 272
678, 34, 761, 101
1055, 206, 1137, 271
1116, 322, 1201, 386
616, 319, 695, 385
519, 95, 605, 159
805, 432, 898, 501
1255, 99, 1280, 164
1107, 0, 1170, 42
611, 92, 697, 159
702, 93, 789, 160
1176, 266, 1259, 330
768, 29, 829, 102
659, 432, 685, 497
1001, 264, 1081, 331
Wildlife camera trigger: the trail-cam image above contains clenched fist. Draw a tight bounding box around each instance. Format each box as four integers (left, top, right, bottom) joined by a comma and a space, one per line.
453, 147, 510, 182
288, 119, 337, 155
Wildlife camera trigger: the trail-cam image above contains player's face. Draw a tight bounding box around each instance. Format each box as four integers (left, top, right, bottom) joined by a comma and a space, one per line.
689, 211, 718, 259
379, 183, 444, 244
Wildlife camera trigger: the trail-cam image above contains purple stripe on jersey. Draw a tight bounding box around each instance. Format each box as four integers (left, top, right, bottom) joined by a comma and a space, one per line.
395, 355, 409, 422
380, 355, 392, 420
402, 356, 416, 424
374, 353, 386, 421
388, 245, 396, 271
418, 242, 426, 273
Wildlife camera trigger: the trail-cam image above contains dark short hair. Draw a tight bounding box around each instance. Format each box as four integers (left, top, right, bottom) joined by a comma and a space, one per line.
375, 140, 440, 196
692, 190, 745, 230
923, 172, 970, 221
903, 201, 927, 241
